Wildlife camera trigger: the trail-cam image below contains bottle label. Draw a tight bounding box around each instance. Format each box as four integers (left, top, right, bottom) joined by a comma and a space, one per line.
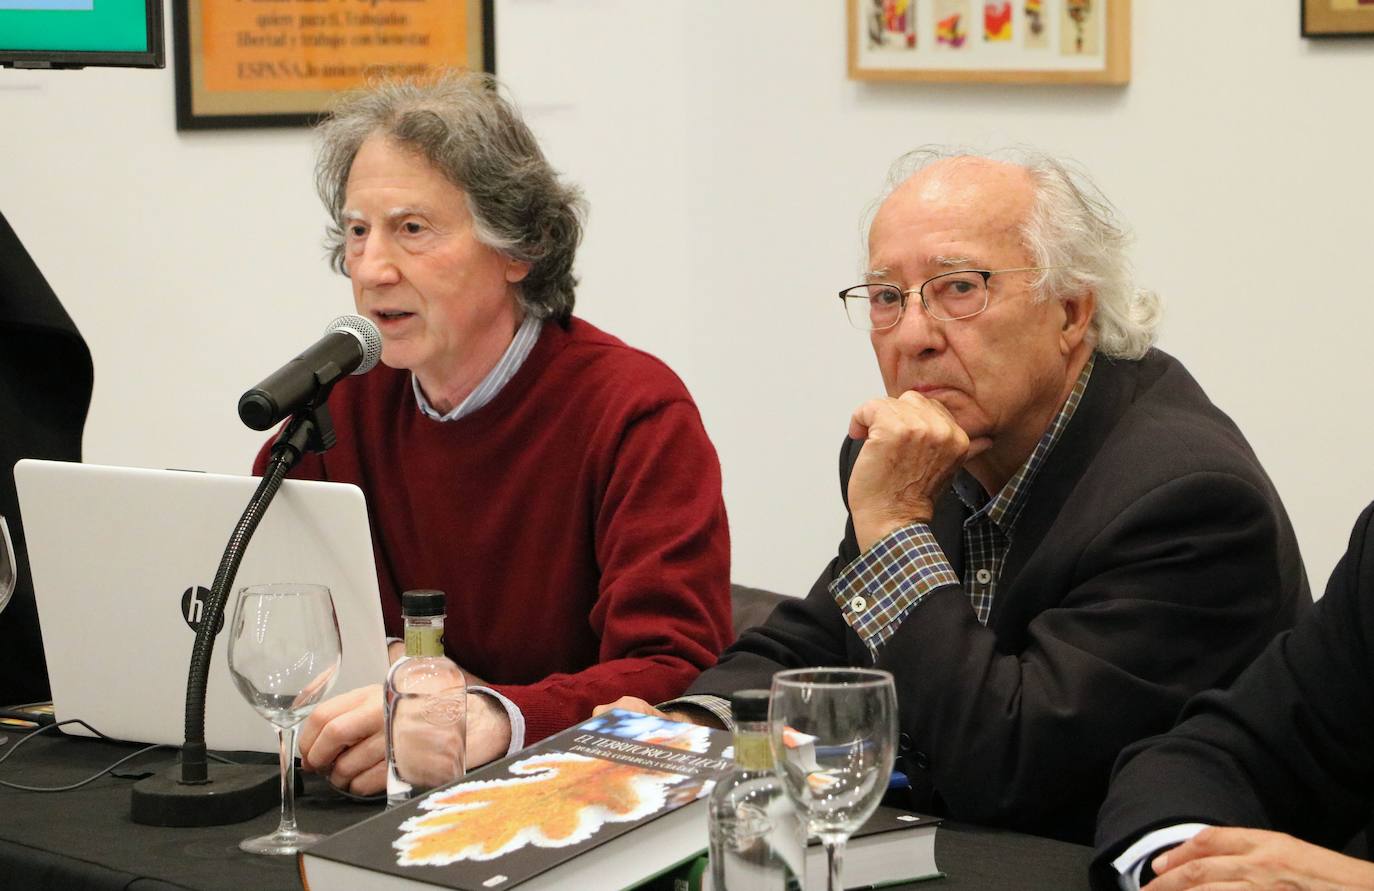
405, 625, 444, 657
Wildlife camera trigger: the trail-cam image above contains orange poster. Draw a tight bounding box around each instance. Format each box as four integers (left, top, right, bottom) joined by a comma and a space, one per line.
175, 0, 490, 129
200, 1, 469, 93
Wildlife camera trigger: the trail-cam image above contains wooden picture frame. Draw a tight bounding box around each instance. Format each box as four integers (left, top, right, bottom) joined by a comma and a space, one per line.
173, 0, 494, 131
848, 0, 1130, 85
1302, 0, 1374, 37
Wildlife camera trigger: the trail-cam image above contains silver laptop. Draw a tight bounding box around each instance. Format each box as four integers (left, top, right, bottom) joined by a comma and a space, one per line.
13, 459, 390, 753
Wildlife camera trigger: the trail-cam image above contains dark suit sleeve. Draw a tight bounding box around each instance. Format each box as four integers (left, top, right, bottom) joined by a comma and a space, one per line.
1090, 502, 1374, 887
877, 470, 1297, 839
687, 438, 866, 697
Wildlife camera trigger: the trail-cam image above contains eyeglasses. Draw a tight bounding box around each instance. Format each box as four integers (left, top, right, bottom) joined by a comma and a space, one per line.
838, 266, 1064, 330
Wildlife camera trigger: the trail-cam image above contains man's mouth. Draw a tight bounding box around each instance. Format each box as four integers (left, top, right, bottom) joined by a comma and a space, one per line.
374, 310, 414, 321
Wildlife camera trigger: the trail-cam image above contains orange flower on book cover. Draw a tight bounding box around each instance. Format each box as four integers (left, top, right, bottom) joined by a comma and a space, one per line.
394, 714, 722, 867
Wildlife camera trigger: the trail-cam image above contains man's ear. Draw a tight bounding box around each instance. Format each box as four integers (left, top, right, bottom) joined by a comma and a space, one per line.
1059, 290, 1096, 354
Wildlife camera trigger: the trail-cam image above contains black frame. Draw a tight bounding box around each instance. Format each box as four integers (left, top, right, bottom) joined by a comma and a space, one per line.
0, 0, 165, 70
173, 0, 495, 131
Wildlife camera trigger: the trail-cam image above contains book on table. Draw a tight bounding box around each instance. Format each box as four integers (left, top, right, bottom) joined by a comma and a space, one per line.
645, 805, 942, 891
796, 806, 941, 889
298, 709, 735, 891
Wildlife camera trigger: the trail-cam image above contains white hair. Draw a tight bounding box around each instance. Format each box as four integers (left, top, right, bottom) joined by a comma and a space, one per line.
869, 147, 1161, 359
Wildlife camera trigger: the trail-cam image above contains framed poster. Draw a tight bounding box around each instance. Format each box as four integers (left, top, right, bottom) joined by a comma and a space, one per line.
848, 0, 1130, 84
173, 0, 494, 131
1302, 0, 1374, 37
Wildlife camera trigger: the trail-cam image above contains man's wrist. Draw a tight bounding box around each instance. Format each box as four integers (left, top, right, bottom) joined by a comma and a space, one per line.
663, 706, 727, 730
465, 690, 513, 768
853, 509, 935, 553
1112, 824, 1210, 891
660, 695, 733, 730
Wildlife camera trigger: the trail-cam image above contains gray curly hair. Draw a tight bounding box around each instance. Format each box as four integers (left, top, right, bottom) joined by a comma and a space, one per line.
872, 147, 1161, 359
316, 71, 585, 322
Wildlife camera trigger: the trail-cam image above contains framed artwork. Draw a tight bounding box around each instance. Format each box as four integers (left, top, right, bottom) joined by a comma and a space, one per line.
173, 0, 494, 131
848, 0, 1130, 85
1302, 0, 1374, 37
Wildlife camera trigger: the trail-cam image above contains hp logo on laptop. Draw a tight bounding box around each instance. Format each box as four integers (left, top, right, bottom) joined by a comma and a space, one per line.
180, 586, 225, 635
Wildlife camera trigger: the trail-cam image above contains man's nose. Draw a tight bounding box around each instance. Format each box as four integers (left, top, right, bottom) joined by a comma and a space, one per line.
351, 235, 401, 288
891, 296, 946, 354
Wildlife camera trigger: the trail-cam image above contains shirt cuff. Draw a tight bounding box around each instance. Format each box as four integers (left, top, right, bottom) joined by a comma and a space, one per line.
658, 694, 734, 730
1111, 823, 1210, 891
469, 686, 526, 758
828, 522, 960, 655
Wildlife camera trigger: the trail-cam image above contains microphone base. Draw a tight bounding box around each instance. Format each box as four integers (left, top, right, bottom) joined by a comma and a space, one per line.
130, 763, 279, 827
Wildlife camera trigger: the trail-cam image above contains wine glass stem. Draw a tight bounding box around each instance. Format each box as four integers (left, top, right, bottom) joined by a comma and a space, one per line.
276, 724, 299, 836
822, 839, 845, 891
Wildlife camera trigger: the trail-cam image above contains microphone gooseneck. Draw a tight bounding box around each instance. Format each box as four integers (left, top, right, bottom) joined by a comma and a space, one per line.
131, 316, 373, 827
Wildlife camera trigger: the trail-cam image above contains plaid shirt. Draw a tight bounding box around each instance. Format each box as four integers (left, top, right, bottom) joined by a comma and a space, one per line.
832, 353, 1095, 658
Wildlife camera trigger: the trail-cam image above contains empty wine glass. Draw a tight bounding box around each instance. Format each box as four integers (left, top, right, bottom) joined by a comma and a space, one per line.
0, 516, 12, 748
0, 515, 15, 616
769, 668, 897, 891
227, 582, 341, 855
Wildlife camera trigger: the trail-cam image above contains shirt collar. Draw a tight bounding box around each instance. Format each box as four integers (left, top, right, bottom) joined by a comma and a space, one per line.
954, 351, 1096, 531
412, 314, 544, 422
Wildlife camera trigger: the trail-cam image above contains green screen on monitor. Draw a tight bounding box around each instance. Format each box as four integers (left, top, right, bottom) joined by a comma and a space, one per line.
0, 0, 164, 68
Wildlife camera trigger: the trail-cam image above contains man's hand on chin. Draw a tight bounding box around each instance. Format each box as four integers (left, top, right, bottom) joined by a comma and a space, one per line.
465, 691, 513, 769
847, 390, 970, 552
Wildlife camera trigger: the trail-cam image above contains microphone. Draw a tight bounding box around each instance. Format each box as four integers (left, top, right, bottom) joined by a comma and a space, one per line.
237, 314, 383, 431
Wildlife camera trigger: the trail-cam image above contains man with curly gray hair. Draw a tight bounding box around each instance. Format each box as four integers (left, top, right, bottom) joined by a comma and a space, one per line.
253, 72, 731, 795
603, 149, 1308, 844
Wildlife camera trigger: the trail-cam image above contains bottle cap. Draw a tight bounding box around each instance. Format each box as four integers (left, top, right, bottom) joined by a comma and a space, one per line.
729, 689, 770, 723
401, 589, 446, 617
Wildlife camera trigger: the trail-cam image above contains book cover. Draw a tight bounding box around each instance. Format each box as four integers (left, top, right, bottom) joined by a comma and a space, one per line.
301, 709, 734, 891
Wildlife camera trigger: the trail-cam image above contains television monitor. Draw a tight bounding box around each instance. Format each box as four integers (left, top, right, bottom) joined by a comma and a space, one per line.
0, 0, 164, 70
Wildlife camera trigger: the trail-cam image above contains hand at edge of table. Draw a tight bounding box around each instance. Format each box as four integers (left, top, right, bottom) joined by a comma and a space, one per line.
1144, 826, 1374, 890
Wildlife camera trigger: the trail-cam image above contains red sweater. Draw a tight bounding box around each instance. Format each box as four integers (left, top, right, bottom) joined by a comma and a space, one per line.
254, 318, 731, 743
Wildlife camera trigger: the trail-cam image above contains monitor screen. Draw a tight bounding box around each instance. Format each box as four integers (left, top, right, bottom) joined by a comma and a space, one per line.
0, 0, 165, 69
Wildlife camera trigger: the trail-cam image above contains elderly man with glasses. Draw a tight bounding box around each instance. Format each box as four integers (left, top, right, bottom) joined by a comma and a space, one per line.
598, 148, 1309, 843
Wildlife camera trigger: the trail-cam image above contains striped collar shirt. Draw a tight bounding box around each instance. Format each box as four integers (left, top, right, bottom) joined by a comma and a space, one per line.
412, 314, 543, 422
831, 353, 1096, 656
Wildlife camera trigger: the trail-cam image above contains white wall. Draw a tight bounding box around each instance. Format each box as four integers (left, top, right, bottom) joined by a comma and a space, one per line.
3, 0, 1371, 599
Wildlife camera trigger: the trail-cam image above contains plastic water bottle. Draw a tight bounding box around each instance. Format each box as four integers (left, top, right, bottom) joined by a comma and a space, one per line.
384, 589, 466, 808
707, 690, 804, 890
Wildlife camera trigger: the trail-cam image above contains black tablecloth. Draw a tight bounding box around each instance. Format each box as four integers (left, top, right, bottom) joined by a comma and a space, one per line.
0, 727, 1092, 890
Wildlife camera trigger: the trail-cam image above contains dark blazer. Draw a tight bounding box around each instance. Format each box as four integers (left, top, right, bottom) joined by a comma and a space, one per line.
687, 349, 1309, 843
1092, 501, 1374, 887
0, 210, 93, 704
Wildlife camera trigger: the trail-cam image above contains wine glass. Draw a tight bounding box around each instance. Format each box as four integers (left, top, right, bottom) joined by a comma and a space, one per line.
769, 668, 897, 891
0, 516, 12, 749
227, 582, 342, 855
0, 515, 15, 616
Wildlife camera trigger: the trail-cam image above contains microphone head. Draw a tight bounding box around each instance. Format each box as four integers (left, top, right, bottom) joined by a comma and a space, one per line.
325, 314, 383, 375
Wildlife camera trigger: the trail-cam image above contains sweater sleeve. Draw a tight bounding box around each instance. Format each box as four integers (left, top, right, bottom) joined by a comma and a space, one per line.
488, 398, 733, 743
